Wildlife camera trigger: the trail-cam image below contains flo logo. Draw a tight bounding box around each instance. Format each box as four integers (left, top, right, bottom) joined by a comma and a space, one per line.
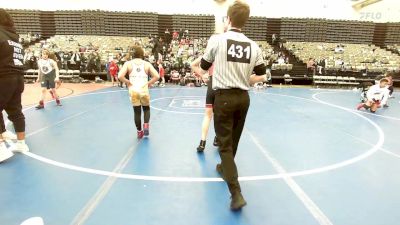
360, 12, 382, 20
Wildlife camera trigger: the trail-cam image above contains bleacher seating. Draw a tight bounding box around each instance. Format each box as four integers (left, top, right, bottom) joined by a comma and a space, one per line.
284, 41, 400, 74
5, 8, 400, 85
313, 75, 360, 87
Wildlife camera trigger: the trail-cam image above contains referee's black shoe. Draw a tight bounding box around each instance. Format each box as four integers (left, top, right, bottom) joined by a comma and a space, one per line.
230, 192, 247, 211
213, 136, 219, 147
197, 140, 206, 152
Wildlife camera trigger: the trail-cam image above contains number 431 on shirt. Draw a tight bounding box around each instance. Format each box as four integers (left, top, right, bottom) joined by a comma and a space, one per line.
227, 39, 251, 64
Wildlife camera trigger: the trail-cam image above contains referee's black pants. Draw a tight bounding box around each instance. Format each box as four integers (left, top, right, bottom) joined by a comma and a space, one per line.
0, 76, 26, 134
213, 89, 249, 194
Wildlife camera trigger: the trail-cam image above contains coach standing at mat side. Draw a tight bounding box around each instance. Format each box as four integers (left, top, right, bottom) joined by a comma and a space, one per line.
0, 9, 29, 163
192, 1, 267, 210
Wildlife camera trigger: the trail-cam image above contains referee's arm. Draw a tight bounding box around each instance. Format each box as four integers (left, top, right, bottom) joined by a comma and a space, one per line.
190, 56, 204, 77
249, 47, 267, 85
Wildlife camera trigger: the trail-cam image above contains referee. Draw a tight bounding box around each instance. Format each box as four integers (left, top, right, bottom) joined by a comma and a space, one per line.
192, 1, 267, 210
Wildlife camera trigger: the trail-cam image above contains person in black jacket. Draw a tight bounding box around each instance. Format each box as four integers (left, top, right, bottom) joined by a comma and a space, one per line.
0, 9, 29, 162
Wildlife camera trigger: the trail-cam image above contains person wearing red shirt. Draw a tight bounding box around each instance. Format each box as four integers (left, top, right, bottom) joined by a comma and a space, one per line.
109, 57, 119, 87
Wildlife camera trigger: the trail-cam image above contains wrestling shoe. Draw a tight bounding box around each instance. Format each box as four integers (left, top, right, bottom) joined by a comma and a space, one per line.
137, 130, 144, 139
143, 123, 149, 136
197, 140, 206, 152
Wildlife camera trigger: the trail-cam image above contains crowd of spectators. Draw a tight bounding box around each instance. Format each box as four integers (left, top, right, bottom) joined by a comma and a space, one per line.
21, 29, 212, 86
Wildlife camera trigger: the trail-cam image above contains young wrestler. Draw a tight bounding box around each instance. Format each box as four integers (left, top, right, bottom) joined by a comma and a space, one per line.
357, 78, 389, 113
191, 57, 219, 152
35, 49, 61, 109
118, 46, 159, 138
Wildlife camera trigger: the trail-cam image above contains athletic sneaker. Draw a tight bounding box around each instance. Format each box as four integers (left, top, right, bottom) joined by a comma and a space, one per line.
230, 191, 247, 211
56, 99, 62, 106
143, 123, 149, 136
11, 141, 29, 153
137, 130, 144, 139
197, 140, 206, 152
2, 131, 17, 140
0, 142, 14, 163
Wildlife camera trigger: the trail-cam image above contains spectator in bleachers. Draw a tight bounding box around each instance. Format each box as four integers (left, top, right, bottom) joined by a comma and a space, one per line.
78, 45, 86, 53
105, 57, 111, 82
158, 62, 165, 87
53, 51, 62, 69
164, 28, 171, 44
170, 69, 180, 84
63, 52, 70, 70
178, 29, 183, 40
161, 45, 168, 59
307, 58, 316, 76
172, 30, 179, 40
23, 48, 33, 65
278, 42, 283, 49
360, 63, 368, 76
79, 53, 87, 72
334, 44, 344, 53
272, 33, 277, 45
317, 58, 326, 75
335, 58, 344, 70
152, 37, 162, 62
277, 56, 285, 65
177, 45, 184, 58
284, 55, 289, 64
86, 51, 95, 72
69, 51, 81, 70
27, 54, 38, 70
94, 49, 101, 72
118, 53, 130, 88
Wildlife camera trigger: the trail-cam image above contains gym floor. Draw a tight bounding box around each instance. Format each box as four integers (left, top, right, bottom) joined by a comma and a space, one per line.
1, 85, 399, 225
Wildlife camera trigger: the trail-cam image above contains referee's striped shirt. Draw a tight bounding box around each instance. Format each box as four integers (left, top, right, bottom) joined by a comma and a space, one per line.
200, 30, 266, 90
